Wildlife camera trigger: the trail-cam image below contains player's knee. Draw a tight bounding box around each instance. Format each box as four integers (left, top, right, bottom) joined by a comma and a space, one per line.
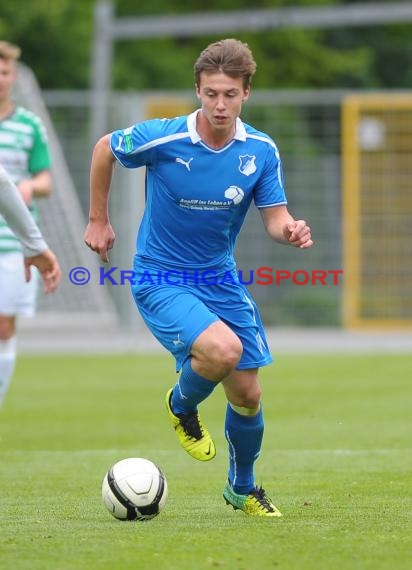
233, 382, 262, 410
0, 317, 15, 341
211, 338, 243, 376
220, 345, 243, 374
237, 385, 262, 409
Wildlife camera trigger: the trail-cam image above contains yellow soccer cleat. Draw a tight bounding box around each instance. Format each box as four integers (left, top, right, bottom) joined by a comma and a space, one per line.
223, 481, 282, 517
165, 388, 216, 461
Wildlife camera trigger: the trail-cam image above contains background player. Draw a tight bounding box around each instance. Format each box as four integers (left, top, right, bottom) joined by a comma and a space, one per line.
0, 41, 53, 404
0, 164, 60, 291
85, 38, 313, 517
0, 164, 60, 403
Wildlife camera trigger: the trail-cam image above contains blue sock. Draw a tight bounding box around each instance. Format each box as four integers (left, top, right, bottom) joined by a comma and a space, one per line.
170, 359, 217, 415
225, 403, 264, 495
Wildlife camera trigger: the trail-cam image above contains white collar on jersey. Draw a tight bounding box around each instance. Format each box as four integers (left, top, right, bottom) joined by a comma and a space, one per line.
187, 109, 247, 144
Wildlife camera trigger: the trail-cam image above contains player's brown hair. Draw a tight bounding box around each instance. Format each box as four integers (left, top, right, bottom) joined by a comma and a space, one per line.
194, 38, 256, 89
0, 41, 21, 62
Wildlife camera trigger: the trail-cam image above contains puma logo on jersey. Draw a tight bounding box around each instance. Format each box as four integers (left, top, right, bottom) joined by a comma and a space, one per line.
114, 136, 123, 151
114, 127, 134, 152
176, 157, 193, 171
172, 334, 184, 346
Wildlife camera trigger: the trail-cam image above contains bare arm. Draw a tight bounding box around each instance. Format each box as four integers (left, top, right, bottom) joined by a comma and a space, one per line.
18, 169, 52, 205
0, 164, 48, 255
0, 164, 60, 292
260, 205, 313, 249
84, 134, 117, 262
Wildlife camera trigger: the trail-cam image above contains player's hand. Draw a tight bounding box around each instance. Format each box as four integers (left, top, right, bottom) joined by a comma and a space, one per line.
283, 220, 313, 249
84, 221, 115, 263
18, 180, 35, 206
24, 249, 61, 293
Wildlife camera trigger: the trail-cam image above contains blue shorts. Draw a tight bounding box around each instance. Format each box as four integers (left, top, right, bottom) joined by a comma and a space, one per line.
130, 262, 272, 372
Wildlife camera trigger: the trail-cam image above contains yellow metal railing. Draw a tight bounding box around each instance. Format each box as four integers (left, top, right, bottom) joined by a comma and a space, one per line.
342, 94, 412, 328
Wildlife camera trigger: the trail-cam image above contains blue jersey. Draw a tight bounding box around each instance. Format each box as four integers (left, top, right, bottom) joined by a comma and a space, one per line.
110, 110, 287, 272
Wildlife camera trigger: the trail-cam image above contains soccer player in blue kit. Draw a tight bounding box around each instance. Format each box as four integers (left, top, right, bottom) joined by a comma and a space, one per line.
85, 39, 313, 517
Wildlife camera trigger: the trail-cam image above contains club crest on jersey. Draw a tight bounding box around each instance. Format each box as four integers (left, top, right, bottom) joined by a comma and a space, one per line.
239, 155, 257, 176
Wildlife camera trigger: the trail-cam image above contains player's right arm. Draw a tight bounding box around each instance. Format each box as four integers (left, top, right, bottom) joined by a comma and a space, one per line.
84, 134, 116, 262
0, 164, 61, 292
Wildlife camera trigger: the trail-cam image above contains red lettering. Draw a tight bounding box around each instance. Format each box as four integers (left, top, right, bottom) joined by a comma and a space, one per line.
328, 270, 343, 285
292, 270, 309, 285
275, 270, 291, 285
256, 266, 273, 286
311, 270, 328, 285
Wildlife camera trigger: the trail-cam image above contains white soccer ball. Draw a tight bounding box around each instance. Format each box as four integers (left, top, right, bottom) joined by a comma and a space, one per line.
224, 185, 244, 205
102, 457, 168, 521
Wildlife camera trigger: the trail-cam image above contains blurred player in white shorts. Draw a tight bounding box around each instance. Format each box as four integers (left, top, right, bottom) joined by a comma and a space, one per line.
0, 163, 60, 405
0, 165, 60, 293
0, 41, 53, 404
0, 252, 39, 317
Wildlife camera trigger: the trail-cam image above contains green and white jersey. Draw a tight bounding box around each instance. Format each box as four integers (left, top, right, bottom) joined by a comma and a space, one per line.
0, 105, 51, 253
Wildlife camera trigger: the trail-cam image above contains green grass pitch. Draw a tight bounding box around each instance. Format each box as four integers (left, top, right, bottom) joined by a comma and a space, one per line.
0, 352, 411, 570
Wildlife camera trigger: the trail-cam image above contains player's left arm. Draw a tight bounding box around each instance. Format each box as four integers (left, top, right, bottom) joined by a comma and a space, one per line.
260, 205, 313, 249
19, 115, 53, 205
18, 169, 52, 205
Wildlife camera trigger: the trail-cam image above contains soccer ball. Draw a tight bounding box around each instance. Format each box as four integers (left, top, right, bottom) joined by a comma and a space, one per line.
102, 457, 168, 521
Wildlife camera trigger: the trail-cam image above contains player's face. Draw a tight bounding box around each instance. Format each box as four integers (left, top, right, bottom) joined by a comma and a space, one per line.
0, 59, 16, 103
196, 72, 250, 134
